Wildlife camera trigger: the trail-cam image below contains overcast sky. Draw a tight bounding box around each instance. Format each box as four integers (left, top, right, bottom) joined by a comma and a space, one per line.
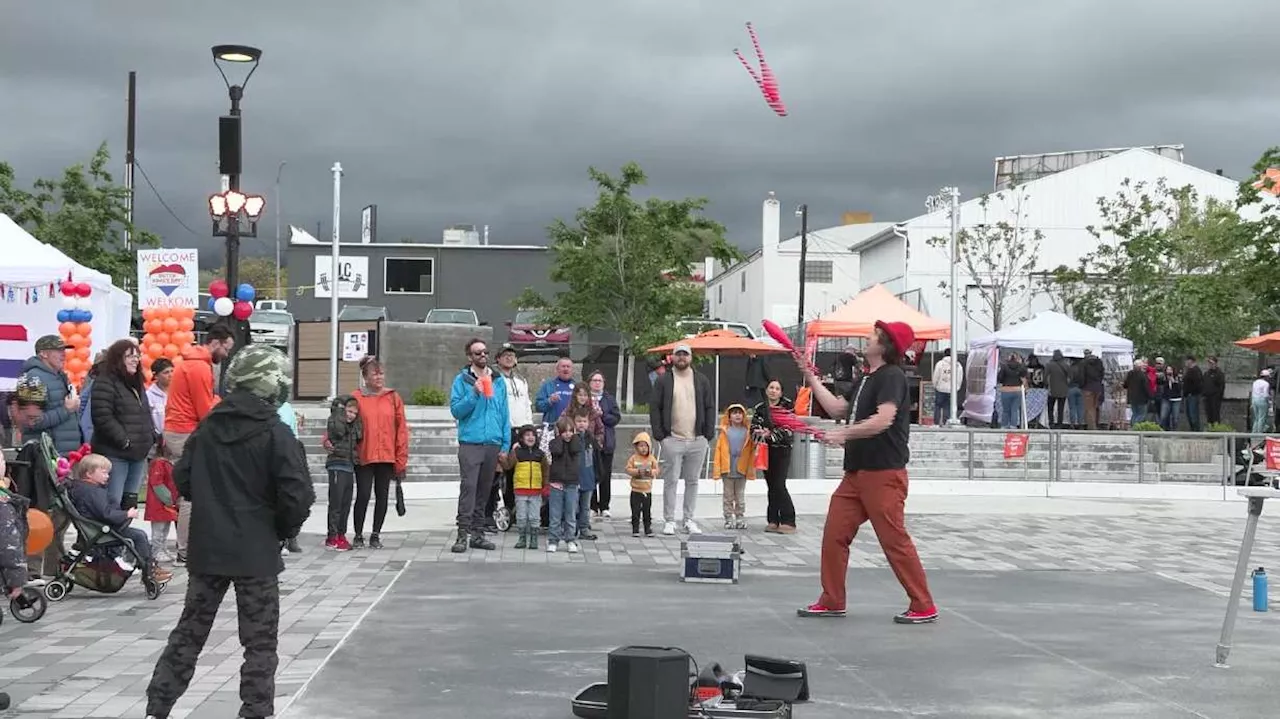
3, 1, 1276, 267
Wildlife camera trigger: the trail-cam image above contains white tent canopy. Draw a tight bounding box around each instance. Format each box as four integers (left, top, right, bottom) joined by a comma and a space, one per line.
969, 311, 1133, 358
0, 213, 134, 389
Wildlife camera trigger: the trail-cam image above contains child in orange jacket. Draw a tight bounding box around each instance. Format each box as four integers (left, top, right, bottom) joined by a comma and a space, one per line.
625, 432, 660, 537
712, 404, 756, 530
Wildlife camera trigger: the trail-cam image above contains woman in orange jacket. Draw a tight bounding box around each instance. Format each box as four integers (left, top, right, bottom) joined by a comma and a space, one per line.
349, 356, 409, 549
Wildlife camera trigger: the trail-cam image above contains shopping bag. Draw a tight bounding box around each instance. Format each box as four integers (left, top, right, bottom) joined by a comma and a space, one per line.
754, 444, 769, 471
394, 477, 407, 516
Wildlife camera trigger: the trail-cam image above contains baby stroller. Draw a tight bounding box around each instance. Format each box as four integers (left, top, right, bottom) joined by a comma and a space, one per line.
3, 579, 49, 627
29, 436, 169, 602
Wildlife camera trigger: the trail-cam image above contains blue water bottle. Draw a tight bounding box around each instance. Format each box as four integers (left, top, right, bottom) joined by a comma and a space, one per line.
1253, 567, 1268, 612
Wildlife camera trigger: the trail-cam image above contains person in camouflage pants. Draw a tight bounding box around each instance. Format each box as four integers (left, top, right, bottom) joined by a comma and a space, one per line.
145, 345, 314, 719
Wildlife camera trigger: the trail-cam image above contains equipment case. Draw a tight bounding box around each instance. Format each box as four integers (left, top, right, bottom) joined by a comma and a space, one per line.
680, 534, 742, 584
570, 683, 792, 719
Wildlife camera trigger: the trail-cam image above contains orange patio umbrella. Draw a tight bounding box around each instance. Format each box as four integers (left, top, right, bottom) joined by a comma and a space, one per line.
646, 329, 787, 357
1235, 331, 1280, 354
647, 329, 786, 408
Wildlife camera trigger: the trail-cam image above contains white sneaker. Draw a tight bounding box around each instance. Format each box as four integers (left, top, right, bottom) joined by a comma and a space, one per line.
685, 519, 701, 534
663, 521, 676, 536
724, 518, 734, 530
567, 541, 580, 554
547, 543, 558, 553
602, 509, 612, 518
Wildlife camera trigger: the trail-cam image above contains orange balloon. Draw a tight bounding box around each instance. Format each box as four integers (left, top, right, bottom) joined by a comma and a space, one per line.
59, 321, 76, 336
142, 307, 158, 321
76, 322, 92, 336
163, 343, 179, 357
65, 357, 83, 374
149, 318, 165, 334
177, 331, 194, 346
142, 333, 155, 346
67, 333, 84, 348
178, 317, 195, 331
163, 317, 179, 333
75, 347, 90, 361
155, 332, 171, 346
147, 342, 164, 358
140, 354, 154, 369
25, 506, 52, 550
172, 355, 185, 366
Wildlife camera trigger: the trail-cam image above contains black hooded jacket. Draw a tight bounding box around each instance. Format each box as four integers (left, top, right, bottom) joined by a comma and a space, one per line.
90, 371, 155, 462
174, 390, 315, 577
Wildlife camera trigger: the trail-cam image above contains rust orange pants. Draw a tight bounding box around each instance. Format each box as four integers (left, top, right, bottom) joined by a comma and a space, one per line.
819, 469, 934, 613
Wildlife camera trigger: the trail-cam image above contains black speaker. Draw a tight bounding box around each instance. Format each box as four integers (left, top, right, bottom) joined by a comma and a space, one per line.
606, 646, 689, 719
218, 115, 241, 175
742, 654, 809, 703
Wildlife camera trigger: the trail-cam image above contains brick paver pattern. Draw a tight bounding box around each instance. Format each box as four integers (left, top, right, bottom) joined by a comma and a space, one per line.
1, 512, 1277, 717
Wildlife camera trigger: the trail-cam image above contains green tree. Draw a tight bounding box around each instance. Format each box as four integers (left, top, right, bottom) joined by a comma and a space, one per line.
1231, 147, 1280, 324
925, 186, 1043, 332
1051, 176, 1258, 358
515, 162, 741, 407
0, 142, 160, 287
203, 257, 287, 299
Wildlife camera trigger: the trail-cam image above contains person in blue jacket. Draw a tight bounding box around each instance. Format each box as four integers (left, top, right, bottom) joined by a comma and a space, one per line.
535, 357, 576, 425
20, 335, 83, 456
449, 337, 509, 554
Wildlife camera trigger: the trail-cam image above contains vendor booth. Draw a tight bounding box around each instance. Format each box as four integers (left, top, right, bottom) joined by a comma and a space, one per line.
0, 213, 134, 391
963, 311, 1133, 426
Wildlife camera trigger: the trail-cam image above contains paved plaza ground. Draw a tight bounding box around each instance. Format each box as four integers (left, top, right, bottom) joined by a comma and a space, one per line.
2, 497, 1279, 717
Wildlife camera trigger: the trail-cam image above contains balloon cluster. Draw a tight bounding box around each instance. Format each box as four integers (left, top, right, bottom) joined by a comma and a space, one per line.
141, 306, 197, 380
207, 280, 255, 321
55, 280, 94, 387
56, 442, 94, 479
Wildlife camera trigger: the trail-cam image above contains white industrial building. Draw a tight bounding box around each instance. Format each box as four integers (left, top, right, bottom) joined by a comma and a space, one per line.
852, 146, 1244, 349
704, 192, 891, 331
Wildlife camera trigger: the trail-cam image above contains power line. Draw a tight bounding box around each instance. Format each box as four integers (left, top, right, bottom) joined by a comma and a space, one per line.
133, 159, 202, 238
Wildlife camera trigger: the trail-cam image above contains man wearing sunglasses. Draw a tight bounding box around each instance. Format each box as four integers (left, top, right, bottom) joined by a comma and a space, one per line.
448, 338, 510, 553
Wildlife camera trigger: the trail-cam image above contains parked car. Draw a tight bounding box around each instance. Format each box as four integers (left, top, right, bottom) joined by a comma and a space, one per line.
337, 305, 390, 322
249, 309, 294, 351
507, 309, 571, 356
676, 318, 758, 340
423, 308, 480, 326
256, 299, 288, 312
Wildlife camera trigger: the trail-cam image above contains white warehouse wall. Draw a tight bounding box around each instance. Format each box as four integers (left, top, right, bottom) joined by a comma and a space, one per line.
858, 149, 1245, 350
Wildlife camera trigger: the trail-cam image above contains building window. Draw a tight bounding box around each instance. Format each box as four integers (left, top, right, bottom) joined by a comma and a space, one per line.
804, 260, 834, 283
718, 285, 723, 303
740, 273, 746, 292
384, 257, 434, 294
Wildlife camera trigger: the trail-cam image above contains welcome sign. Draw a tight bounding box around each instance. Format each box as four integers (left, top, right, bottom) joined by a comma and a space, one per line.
137, 248, 199, 309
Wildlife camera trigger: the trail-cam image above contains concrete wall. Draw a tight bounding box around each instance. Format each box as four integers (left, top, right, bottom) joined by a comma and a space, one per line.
286, 242, 556, 328
380, 322, 493, 399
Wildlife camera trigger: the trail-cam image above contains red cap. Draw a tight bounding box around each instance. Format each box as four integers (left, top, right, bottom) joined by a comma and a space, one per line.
874, 320, 915, 356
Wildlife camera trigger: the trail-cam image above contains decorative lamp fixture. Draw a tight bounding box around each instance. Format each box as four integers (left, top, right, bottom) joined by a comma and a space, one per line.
208, 189, 266, 238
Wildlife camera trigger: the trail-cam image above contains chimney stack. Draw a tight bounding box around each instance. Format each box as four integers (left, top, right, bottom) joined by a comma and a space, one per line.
483, 224, 490, 244
761, 192, 780, 258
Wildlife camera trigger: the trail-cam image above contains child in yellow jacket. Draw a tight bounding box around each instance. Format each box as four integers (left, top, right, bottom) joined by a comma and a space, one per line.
625, 432, 660, 537
712, 404, 757, 529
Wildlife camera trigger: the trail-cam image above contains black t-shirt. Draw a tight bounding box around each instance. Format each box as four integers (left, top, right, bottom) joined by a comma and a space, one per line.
996, 362, 1027, 388
840, 364, 911, 472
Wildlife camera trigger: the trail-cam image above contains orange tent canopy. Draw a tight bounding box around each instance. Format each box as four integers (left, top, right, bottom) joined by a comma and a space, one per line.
805, 284, 951, 341
1235, 331, 1280, 354
647, 329, 787, 357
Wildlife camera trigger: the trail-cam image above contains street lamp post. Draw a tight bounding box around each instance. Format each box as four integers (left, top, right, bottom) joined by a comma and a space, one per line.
926, 187, 961, 425
275, 160, 287, 301
795, 203, 809, 336
211, 43, 262, 345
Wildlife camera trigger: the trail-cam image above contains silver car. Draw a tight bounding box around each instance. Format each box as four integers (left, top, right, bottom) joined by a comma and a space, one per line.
250, 309, 293, 351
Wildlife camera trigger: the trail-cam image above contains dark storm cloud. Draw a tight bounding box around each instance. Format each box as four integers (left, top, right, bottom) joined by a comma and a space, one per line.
3, 1, 1276, 267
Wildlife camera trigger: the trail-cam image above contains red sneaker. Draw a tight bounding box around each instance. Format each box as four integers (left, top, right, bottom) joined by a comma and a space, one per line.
334, 535, 353, 552
324, 536, 336, 550
893, 607, 938, 624
796, 602, 845, 618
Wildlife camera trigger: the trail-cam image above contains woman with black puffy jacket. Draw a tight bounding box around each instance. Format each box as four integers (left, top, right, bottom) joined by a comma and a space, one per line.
751, 379, 797, 534
91, 339, 155, 510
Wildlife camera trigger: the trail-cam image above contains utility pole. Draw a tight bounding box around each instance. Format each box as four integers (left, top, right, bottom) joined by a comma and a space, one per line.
926, 187, 962, 425
795, 203, 808, 330
274, 160, 286, 301
328, 162, 343, 400
124, 71, 136, 293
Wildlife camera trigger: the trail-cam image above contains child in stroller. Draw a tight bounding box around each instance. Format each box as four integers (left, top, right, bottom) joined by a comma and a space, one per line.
43, 453, 171, 602
0, 449, 49, 627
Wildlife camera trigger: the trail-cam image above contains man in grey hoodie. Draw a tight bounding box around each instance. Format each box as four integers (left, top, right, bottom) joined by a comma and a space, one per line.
19, 335, 81, 455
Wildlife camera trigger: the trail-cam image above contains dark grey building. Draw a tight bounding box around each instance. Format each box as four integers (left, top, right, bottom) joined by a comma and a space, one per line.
286, 240, 554, 327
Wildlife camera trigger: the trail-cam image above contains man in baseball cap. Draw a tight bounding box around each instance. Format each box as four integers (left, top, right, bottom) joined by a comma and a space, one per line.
649, 341, 715, 535
146, 344, 314, 719
18, 335, 80, 457
796, 319, 937, 625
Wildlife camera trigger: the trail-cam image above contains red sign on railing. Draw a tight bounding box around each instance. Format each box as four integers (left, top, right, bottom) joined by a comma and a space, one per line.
1265, 438, 1280, 471
1003, 433, 1030, 459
